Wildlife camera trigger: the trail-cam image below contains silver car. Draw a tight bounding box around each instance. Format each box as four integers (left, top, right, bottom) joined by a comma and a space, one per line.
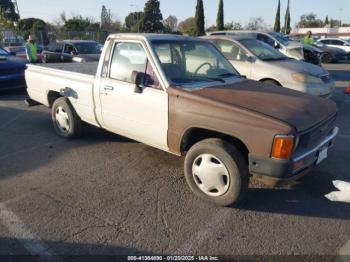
206, 35, 335, 98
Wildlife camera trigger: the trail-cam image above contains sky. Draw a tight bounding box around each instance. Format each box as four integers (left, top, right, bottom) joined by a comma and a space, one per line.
16, 0, 349, 28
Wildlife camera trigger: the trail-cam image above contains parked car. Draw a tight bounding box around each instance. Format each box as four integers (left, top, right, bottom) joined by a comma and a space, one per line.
317, 38, 350, 55
25, 34, 339, 206
302, 44, 322, 66
0, 47, 27, 91
42, 40, 102, 63
206, 35, 335, 98
313, 42, 349, 63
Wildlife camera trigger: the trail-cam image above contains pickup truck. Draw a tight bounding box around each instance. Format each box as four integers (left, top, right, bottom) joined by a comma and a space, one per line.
25, 34, 339, 206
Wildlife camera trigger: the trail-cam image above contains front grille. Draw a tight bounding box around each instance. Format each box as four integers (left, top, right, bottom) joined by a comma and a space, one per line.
298, 116, 336, 149
321, 74, 332, 83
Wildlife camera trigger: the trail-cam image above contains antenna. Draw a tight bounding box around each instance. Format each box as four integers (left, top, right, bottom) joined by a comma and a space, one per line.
12, 0, 20, 18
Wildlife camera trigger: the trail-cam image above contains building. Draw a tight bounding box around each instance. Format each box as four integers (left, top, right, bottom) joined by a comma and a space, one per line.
292, 27, 350, 39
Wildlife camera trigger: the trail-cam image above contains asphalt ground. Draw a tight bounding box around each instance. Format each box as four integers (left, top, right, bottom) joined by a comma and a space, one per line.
0, 63, 349, 261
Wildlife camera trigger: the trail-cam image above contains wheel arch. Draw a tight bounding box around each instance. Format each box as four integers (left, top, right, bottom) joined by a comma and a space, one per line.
259, 78, 282, 86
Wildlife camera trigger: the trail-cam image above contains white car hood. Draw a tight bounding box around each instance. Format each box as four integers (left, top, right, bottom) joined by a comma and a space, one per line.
271, 59, 328, 77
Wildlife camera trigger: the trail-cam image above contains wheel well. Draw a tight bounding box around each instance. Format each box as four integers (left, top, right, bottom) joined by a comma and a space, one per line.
260, 78, 282, 86
181, 128, 249, 162
47, 91, 62, 108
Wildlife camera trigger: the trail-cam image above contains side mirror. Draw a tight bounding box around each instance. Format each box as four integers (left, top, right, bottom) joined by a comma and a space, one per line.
131, 71, 145, 94
274, 42, 280, 49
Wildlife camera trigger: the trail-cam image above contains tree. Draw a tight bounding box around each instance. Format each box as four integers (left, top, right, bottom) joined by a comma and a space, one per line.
17, 18, 46, 32
297, 13, 324, 28
284, 0, 291, 34
63, 16, 99, 32
274, 0, 281, 32
245, 17, 267, 31
216, 0, 224, 31
163, 15, 178, 32
225, 22, 243, 30
125, 12, 143, 32
0, 0, 19, 24
141, 0, 163, 33
179, 17, 196, 36
325, 16, 329, 25
195, 0, 205, 36
101, 5, 112, 30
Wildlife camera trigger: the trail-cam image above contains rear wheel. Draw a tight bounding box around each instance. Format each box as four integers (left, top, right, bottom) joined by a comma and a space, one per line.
184, 138, 249, 206
52, 97, 82, 139
261, 79, 281, 86
321, 52, 333, 64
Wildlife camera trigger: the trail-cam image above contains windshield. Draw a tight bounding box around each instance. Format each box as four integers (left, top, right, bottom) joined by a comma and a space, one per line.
268, 32, 290, 45
0, 48, 9, 56
152, 40, 239, 86
74, 42, 101, 54
239, 39, 288, 61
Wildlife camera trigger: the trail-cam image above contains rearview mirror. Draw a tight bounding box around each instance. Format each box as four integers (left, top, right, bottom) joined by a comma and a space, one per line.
131, 71, 145, 94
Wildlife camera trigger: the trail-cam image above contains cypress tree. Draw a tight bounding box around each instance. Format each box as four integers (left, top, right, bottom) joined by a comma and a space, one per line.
141, 0, 163, 33
325, 16, 329, 25
274, 0, 281, 32
284, 0, 291, 34
195, 0, 205, 36
216, 0, 224, 31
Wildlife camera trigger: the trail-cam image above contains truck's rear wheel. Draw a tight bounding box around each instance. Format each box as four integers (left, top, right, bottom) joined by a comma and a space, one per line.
184, 138, 249, 206
52, 97, 82, 138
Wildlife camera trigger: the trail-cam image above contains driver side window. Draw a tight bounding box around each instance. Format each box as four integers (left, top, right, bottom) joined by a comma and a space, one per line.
217, 40, 247, 61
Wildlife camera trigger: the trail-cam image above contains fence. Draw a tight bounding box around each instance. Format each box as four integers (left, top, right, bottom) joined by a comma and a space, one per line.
1, 30, 112, 47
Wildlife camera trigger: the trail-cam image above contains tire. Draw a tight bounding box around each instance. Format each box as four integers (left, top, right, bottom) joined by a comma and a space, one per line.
184, 138, 249, 206
321, 52, 333, 64
261, 79, 281, 86
52, 97, 82, 139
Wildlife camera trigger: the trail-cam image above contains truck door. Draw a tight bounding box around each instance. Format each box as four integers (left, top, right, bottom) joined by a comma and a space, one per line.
97, 41, 169, 151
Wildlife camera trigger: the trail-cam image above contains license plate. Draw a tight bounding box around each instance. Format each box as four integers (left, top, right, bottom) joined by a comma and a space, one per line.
316, 147, 328, 165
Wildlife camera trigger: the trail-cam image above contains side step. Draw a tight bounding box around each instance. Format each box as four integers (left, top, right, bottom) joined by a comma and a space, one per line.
24, 98, 41, 107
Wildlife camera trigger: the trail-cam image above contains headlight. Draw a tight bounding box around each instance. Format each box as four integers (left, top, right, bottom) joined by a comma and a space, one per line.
292, 73, 322, 84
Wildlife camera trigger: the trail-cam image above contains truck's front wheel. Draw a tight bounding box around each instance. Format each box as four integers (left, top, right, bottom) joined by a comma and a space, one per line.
52, 97, 82, 139
184, 138, 249, 206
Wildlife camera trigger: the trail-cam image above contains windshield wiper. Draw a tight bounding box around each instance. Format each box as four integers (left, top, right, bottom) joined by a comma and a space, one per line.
191, 76, 226, 83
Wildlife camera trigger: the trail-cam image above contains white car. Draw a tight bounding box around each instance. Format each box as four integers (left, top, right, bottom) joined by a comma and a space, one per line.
207, 35, 335, 98
317, 38, 350, 54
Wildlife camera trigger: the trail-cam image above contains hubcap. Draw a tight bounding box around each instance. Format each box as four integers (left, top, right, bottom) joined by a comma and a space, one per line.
55, 106, 70, 132
192, 154, 230, 197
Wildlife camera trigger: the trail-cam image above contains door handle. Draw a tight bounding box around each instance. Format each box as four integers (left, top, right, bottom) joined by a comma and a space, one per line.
104, 86, 114, 91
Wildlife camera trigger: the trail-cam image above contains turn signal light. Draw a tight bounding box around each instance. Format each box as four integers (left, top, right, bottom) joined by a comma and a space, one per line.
271, 136, 295, 160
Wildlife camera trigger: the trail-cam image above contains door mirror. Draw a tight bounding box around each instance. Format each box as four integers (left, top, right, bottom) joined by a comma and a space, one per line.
274, 42, 281, 49
131, 71, 145, 94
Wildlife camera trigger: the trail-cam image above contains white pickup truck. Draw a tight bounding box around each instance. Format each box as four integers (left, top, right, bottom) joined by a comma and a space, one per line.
26, 34, 338, 206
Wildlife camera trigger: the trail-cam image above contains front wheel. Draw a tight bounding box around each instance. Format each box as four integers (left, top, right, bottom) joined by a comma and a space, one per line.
321, 52, 333, 64
52, 97, 82, 139
184, 138, 249, 206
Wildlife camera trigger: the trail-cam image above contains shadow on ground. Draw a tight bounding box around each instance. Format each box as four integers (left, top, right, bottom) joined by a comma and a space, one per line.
0, 237, 153, 262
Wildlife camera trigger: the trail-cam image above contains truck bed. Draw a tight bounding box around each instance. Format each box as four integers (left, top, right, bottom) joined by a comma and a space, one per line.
35, 62, 98, 76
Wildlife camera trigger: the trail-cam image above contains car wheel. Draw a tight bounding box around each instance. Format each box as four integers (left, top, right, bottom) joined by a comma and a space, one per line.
52, 97, 82, 139
262, 79, 281, 86
321, 52, 333, 64
184, 138, 249, 206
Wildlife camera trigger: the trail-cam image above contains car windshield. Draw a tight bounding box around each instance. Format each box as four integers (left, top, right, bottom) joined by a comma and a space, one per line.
73, 42, 101, 54
239, 39, 288, 61
268, 32, 290, 45
152, 40, 240, 87
0, 48, 9, 56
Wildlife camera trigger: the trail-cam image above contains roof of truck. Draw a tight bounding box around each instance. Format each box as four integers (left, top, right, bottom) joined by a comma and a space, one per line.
109, 33, 208, 42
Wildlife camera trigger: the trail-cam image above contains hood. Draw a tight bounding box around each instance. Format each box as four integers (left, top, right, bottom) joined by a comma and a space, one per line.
78, 54, 101, 61
319, 45, 348, 55
270, 58, 328, 77
181, 80, 337, 132
285, 41, 303, 49
0, 56, 27, 70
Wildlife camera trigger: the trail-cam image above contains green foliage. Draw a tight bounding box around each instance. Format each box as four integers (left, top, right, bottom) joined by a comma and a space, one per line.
225, 22, 243, 30
125, 12, 144, 32
101, 5, 112, 30
17, 18, 46, 32
325, 16, 329, 25
297, 13, 324, 28
63, 16, 99, 32
274, 0, 281, 32
141, 0, 163, 33
0, 0, 19, 23
284, 0, 291, 34
179, 17, 196, 36
216, 0, 224, 31
195, 0, 205, 36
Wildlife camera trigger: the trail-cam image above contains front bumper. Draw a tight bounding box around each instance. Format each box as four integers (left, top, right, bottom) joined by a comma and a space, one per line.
249, 127, 339, 183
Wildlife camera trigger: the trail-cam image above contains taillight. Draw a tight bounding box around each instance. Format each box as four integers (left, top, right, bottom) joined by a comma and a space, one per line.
271, 135, 295, 160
